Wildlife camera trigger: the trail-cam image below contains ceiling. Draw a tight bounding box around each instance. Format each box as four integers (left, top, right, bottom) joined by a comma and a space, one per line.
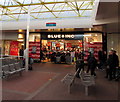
94, 1, 119, 32
96, 2, 118, 20
0, 0, 97, 21
0, 0, 119, 30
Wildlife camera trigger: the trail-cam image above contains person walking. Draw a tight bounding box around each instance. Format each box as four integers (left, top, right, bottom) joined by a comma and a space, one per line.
87, 53, 97, 76
106, 50, 119, 80
65, 53, 71, 64
28, 56, 34, 70
75, 50, 79, 60
70, 50, 75, 63
19, 46, 24, 59
40, 50, 44, 62
112, 50, 119, 79
98, 49, 104, 70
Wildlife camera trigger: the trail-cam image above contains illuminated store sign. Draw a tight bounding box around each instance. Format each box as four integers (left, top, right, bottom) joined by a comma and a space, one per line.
47, 34, 75, 39
41, 34, 83, 40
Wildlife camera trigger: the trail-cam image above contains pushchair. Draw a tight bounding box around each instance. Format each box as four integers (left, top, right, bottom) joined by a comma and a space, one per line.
115, 67, 120, 81
28, 57, 34, 70
22, 57, 34, 70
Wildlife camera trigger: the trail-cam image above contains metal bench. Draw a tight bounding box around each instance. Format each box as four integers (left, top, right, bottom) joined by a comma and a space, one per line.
2, 62, 25, 79
14, 62, 25, 72
80, 70, 95, 96
2, 65, 10, 78
61, 69, 79, 93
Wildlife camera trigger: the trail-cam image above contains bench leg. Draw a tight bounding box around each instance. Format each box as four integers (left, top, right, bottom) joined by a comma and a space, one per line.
85, 86, 88, 96
68, 85, 71, 94
19, 71, 22, 76
4, 75, 9, 81
73, 79, 75, 84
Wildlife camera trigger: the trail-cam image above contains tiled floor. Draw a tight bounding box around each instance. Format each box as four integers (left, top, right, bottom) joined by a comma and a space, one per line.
2, 63, 120, 100
3, 71, 56, 93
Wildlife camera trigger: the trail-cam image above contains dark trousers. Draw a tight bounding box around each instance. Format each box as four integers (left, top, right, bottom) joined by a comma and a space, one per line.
87, 65, 96, 76
109, 67, 116, 80
87, 65, 90, 73
91, 68, 96, 76
113, 68, 116, 79
98, 60, 104, 69
106, 68, 109, 78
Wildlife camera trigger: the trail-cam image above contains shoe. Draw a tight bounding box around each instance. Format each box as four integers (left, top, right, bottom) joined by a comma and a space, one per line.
109, 79, 112, 81
94, 74, 96, 77
105, 76, 108, 78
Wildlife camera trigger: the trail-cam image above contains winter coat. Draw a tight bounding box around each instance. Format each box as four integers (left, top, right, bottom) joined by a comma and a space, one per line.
88, 56, 97, 68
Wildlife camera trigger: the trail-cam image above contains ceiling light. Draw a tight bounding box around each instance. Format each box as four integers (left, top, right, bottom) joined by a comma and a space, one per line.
18, 34, 24, 38
18, 29, 23, 32
89, 28, 92, 31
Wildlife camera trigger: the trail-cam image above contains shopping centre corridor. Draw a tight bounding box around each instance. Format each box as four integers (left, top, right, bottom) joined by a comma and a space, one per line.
2, 63, 119, 100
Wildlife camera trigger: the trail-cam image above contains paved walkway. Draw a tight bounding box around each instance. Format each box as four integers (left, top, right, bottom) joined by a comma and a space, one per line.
2, 63, 119, 100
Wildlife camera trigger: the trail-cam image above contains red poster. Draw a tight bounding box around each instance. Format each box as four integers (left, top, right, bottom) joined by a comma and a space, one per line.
84, 42, 103, 62
56, 43, 60, 47
67, 43, 71, 47
79, 42, 83, 47
10, 41, 19, 56
47, 42, 51, 46
29, 42, 40, 59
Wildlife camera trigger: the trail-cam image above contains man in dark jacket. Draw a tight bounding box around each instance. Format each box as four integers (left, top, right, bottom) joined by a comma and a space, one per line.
40, 51, 44, 62
107, 50, 119, 80
87, 54, 97, 76
98, 50, 106, 70
112, 50, 119, 79
19, 46, 24, 59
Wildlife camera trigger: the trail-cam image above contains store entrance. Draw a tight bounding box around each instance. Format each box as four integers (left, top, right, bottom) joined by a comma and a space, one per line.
41, 39, 83, 63
40, 32, 103, 63
28, 31, 104, 64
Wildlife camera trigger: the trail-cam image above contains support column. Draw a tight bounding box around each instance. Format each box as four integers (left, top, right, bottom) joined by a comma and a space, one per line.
0, 13, 2, 102
25, 6, 30, 71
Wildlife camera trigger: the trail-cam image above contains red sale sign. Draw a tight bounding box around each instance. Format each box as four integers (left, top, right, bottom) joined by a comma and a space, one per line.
56, 43, 60, 47
79, 42, 83, 47
10, 41, 19, 56
29, 42, 40, 59
67, 43, 71, 47
47, 42, 51, 46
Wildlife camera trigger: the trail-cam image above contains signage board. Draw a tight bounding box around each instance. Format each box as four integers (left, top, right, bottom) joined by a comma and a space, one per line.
29, 42, 40, 60
41, 34, 83, 40
46, 22, 56, 26
10, 41, 19, 56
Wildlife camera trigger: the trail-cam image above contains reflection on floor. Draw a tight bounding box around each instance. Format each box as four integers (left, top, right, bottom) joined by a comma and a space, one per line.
2, 63, 119, 100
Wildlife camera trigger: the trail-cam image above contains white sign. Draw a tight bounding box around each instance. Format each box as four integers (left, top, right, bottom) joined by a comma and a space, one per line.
48, 34, 75, 39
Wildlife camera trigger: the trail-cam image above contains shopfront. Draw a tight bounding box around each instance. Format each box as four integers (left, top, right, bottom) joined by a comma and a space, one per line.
29, 31, 105, 62
2, 30, 25, 56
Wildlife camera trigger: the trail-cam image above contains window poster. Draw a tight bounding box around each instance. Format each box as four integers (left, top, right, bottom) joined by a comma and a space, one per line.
9, 41, 19, 56
29, 42, 40, 60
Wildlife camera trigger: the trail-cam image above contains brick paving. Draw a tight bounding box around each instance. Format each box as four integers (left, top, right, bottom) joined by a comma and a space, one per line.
2, 63, 119, 100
